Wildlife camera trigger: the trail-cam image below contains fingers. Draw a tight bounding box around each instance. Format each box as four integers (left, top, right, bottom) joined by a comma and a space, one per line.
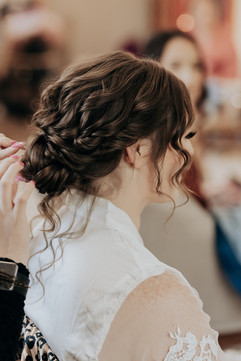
0, 134, 25, 160
0, 155, 20, 179
0, 133, 25, 149
0, 142, 25, 160
0, 133, 14, 148
13, 180, 35, 218
0, 160, 25, 211
0, 157, 35, 214
0, 146, 19, 159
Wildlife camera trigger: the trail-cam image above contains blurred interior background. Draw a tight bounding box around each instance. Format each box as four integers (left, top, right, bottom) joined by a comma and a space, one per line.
1, 0, 241, 352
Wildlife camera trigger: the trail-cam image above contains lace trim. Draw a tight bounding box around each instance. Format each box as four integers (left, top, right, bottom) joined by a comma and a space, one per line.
164, 327, 218, 361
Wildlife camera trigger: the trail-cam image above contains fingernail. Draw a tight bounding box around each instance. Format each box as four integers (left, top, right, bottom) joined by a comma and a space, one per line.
11, 140, 17, 145
11, 142, 25, 150
11, 155, 19, 159
18, 161, 24, 167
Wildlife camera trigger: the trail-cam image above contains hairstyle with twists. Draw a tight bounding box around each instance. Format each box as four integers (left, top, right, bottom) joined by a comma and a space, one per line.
21, 50, 194, 272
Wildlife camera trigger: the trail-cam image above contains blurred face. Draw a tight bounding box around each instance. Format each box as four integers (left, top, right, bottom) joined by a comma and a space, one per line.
159, 37, 204, 109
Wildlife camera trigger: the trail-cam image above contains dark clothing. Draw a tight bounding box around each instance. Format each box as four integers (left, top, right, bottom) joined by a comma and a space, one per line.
0, 258, 29, 361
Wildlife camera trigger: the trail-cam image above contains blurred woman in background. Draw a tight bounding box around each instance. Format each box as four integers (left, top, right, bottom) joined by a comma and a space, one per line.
143, 29, 208, 202
143, 30, 207, 119
143, 30, 241, 298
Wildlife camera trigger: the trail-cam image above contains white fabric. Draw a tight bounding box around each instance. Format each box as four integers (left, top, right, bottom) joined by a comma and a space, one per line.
25, 191, 229, 361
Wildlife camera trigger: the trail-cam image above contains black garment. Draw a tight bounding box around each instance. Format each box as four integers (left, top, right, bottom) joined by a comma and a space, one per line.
0, 257, 29, 361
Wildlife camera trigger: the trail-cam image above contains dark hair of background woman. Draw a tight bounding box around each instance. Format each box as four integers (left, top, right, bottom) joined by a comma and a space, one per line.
143, 30, 207, 111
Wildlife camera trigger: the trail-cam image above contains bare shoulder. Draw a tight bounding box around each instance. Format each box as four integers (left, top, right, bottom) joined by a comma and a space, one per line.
120, 271, 200, 314
99, 272, 214, 361
129, 272, 191, 297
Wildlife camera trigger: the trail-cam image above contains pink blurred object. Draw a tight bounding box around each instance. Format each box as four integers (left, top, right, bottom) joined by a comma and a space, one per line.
15, 174, 28, 182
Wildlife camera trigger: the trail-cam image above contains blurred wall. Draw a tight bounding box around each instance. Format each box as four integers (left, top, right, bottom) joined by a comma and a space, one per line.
47, 0, 152, 60
232, 0, 241, 74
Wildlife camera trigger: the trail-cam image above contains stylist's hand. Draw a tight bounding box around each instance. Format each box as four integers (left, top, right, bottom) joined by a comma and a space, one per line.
0, 133, 25, 159
0, 139, 35, 265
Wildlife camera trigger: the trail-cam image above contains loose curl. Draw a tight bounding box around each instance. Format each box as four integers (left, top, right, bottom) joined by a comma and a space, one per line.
21, 50, 194, 273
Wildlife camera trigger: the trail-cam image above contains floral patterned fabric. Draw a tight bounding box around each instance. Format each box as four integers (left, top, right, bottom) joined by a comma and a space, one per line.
164, 328, 218, 361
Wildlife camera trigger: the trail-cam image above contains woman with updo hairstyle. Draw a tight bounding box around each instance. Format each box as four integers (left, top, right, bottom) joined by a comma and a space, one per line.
17, 51, 234, 360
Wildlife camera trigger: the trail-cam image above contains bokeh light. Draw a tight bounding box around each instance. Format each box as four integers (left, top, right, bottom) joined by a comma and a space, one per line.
176, 13, 195, 32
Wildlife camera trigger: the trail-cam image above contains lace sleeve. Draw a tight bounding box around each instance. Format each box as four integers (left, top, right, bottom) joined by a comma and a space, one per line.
99, 271, 227, 361
164, 327, 218, 361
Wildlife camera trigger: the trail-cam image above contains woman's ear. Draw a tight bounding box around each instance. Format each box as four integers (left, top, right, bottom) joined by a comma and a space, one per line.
124, 139, 151, 168
124, 144, 138, 167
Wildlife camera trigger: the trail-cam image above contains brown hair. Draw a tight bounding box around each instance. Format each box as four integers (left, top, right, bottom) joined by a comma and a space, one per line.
22, 50, 194, 256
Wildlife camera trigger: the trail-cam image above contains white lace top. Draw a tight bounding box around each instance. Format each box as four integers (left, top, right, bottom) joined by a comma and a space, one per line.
25, 191, 232, 361
165, 328, 218, 361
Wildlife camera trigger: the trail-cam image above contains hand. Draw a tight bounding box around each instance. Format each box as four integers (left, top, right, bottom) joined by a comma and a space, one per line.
0, 156, 35, 265
0, 133, 25, 160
